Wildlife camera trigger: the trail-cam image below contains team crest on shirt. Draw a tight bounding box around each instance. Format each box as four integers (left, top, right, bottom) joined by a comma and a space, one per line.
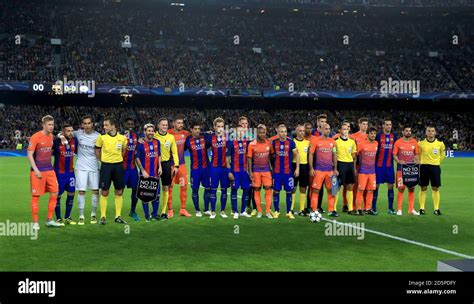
165, 141, 171, 148
116, 143, 122, 151
330, 143, 333, 147
280, 144, 284, 150
129, 138, 133, 143
266, 147, 270, 151
181, 134, 185, 138
412, 146, 415, 149
433, 149, 438, 154
239, 143, 242, 147
150, 145, 153, 150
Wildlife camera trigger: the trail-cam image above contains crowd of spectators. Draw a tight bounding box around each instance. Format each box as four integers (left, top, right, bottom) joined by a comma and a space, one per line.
0, 0, 472, 91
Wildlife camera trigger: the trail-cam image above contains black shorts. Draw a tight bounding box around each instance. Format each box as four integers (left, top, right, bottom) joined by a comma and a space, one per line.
161, 161, 173, 186
292, 164, 309, 188
100, 162, 125, 191
419, 164, 441, 187
337, 162, 355, 185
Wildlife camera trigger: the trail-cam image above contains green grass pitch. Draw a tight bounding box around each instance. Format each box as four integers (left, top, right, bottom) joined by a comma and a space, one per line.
0, 157, 473, 271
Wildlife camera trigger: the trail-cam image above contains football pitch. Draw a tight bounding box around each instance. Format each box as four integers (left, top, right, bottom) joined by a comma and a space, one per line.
0, 157, 473, 271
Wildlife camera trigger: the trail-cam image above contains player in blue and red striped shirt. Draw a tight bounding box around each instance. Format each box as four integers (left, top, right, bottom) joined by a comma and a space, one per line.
271, 124, 300, 219
373, 118, 397, 214
206, 117, 230, 219
185, 121, 211, 217
53, 124, 77, 225
122, 118, 140, 221
135, 124, 162, 221
226, 126, 252, 219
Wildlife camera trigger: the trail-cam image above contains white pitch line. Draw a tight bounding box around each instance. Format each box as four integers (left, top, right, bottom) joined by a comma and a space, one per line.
196, 184, 473, 259
320, 217, 474, 259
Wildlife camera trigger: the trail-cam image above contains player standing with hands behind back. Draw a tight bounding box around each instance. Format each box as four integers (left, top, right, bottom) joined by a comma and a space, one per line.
418, 126, 445, 216
153, 118, 179, 220
95, 117, 128, 225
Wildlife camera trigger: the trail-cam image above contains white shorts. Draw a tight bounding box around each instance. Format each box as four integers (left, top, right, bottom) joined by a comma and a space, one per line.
75, 169, 99, 191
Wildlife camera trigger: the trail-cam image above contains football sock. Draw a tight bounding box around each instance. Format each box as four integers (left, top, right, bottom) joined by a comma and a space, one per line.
192, 188, 200, 211
210, 189, 217, 212
265, 189, 272, 213
161, 191, 169, 214
179, 186, 187, 209
204, 188, 210, 211
372, 188, 379, 210
408, 191, 415, 213
311, 191, 319, 212
419, 190, 427, 209
78, 193, 85, 217
397, 190, 404, 211
388, 188, 394, 210
91, 193, 98, 215
100, 195, 107, 218
286, 192, 292, 213
342, 187, 348, 207
168, 186, 173, 209
47, 193, 58, 220
151, 200, 159, 217
231, 188, 238, 213
254, 189, 262, 212
364, 191, 373, 211
291, 192, 296, 211
356, 191, 364, 210
114, 195, 123, 218
142, 202, 150, 219
273, 191, 280, 212
65, 195, 74, 219
241, 189, 249, 213
299, 193, 306, 212
432, 190, 440, 210
346, 190, 354, 211
220, 188, 228, 211
55, 196, 62, 219
333, 190, 340, 212
327, 192, 335, 212
130, 188, 138, 213
31, 196, 40, 222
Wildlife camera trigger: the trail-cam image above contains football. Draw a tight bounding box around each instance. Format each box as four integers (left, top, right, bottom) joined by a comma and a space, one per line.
309, 211, 322, 223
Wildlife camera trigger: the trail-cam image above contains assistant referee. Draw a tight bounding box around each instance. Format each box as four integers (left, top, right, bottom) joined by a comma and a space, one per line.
418, 125, 445, 216
334, 123, 358, 215
95, 117, 128, 225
